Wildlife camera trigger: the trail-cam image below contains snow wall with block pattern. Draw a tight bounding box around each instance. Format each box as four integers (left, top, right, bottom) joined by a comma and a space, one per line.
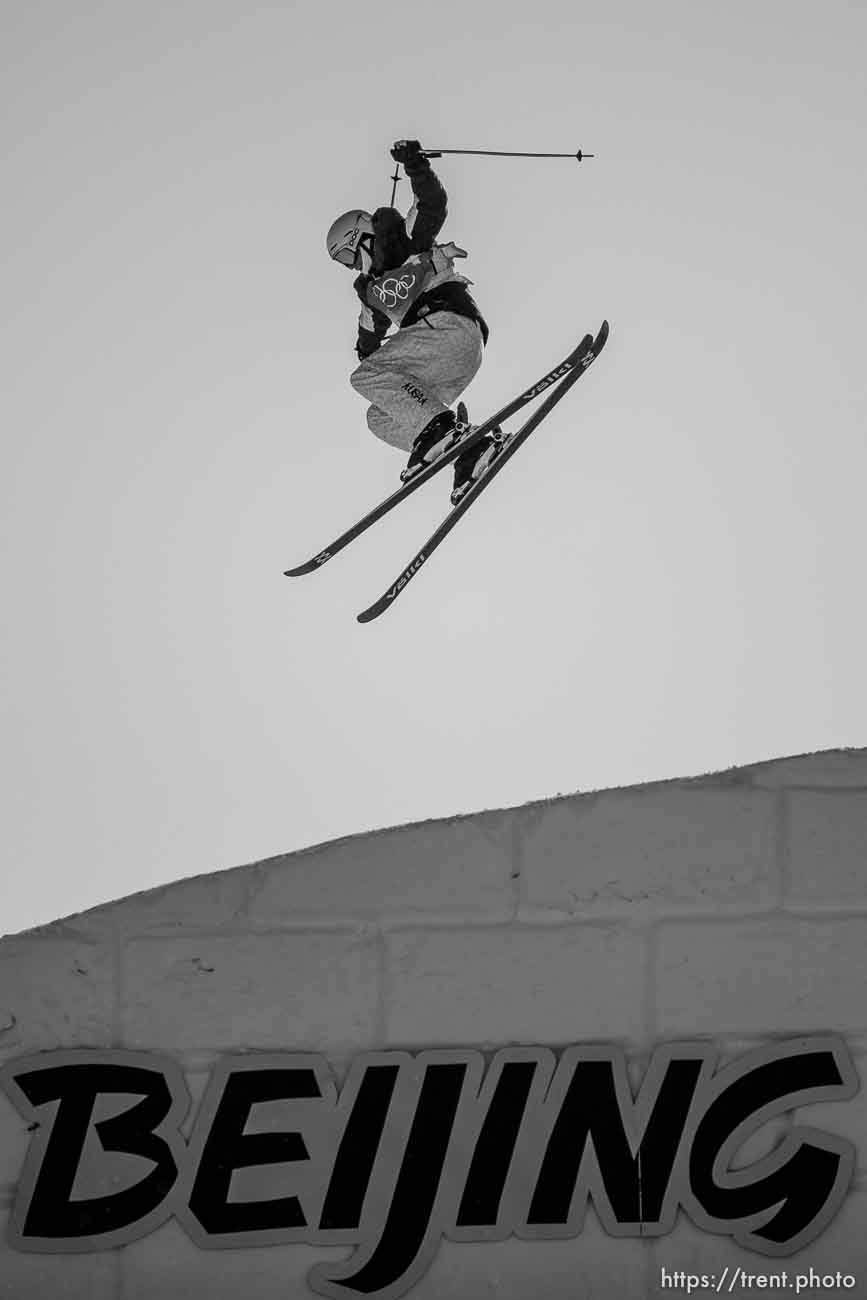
1, 747, 867, 1299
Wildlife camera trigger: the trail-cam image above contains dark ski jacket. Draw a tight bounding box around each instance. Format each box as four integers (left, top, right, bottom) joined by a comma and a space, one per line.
352, 154, 488, 361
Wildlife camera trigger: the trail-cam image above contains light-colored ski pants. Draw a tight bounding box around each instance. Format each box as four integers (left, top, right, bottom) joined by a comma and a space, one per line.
350, 312, 484, 453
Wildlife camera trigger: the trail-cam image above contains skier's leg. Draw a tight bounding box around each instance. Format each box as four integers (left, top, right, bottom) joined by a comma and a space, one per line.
351, 328, 448, 453
422, 315, 499, 503
364, 405, 412, 451
397, 314, 486, 479
350, 315, 484, 455
416, 313, 485, 407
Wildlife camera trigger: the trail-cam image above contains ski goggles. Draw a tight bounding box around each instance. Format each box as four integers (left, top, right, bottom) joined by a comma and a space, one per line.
334, 232, 374, 269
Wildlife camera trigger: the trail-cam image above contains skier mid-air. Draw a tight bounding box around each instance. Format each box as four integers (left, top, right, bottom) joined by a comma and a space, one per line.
326, 139, 497, 504
295, 138, 606, 618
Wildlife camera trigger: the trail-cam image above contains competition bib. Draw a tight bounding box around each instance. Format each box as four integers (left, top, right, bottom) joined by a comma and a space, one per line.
366, 257, 428, 323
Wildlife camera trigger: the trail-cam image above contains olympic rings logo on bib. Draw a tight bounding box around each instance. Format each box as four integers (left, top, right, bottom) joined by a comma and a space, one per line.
373, 273, 416, 310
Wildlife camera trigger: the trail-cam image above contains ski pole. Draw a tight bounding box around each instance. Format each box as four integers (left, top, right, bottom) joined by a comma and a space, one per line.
389, 163, 401, 207
388, 145, 593, 205
421, 148, 594, 161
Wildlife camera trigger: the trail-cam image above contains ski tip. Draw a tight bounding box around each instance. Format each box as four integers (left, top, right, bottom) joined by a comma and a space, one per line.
284, 549, 335, 576
357, 590, 397, 622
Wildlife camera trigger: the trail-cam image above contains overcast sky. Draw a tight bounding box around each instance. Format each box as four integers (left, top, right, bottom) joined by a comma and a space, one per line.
3, 1, 866, 935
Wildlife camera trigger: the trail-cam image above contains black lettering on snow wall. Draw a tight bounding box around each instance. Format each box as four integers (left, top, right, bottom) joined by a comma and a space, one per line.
0, 1039, 859, 1300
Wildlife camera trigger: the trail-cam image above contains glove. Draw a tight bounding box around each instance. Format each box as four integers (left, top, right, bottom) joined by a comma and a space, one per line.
355, 326, 382, 361
390, 139, 425, 167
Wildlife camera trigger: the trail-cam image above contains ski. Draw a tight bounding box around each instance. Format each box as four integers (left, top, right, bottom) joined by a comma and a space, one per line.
283, 333, 595, 577
356, 320, 609, 623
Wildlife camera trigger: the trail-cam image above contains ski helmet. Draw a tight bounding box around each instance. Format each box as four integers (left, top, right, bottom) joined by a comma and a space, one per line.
326, 210, 374, 270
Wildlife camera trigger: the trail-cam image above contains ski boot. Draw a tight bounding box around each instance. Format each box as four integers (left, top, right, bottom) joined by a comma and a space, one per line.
450, 426, 504, 504
400, 409, 465, 483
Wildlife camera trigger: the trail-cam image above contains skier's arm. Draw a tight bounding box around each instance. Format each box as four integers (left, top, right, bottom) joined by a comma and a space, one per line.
392, 140, 447, 251
353, 275, 390, 360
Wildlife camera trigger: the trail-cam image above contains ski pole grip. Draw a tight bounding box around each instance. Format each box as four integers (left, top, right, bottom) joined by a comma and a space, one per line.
422, 150, 442, 158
